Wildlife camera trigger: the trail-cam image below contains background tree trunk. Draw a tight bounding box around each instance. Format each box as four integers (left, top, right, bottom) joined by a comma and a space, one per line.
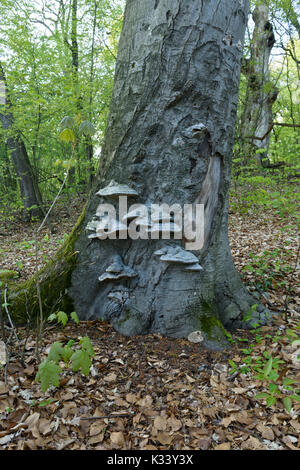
240, 2, 278, 167
68, 0, 267, 349
0, 63, 43, 221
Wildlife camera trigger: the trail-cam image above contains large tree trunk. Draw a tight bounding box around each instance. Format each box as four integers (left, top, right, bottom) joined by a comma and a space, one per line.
0, 63, 43, 221
240, 2, 278, 167
68, 0, 267, 349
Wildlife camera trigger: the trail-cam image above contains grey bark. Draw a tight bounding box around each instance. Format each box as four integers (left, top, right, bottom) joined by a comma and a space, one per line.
70, 0, 267, 349
0, 63, 43, 221
240, 3, 278, 167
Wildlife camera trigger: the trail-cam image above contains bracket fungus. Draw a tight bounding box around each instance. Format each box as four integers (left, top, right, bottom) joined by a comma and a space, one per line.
154, 246, 203, 271
184, 263, 203, 272
99, 256, 137, 283
86, 220, 100, 233
96, 218, 128, 240
96, 180, 139, 198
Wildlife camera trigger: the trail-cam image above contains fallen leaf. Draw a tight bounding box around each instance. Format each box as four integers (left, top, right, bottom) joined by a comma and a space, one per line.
214, 442, 231, 450
156, 432, 174, 445
256, 424, 275, 441
126, 393, 138, 404
168, 415, 182, 432
153, 415, 168, 432
90, 422, 105, 437
137, 395, 153, 408
197, 438, 212, 450
104, 372, 117, 383
110, 431, 125, 447
0, 381, 9, 395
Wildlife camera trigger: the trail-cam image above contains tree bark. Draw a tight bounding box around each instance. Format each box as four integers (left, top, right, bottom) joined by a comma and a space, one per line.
239, 2, 278, 167
0, 63, 43, 221
68, 0, 267, 349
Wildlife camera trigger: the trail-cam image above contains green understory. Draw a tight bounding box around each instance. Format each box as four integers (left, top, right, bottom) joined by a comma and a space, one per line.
2, 206, 86, 324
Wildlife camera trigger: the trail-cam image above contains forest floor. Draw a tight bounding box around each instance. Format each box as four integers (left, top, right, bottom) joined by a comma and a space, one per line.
0, 192, 299, 451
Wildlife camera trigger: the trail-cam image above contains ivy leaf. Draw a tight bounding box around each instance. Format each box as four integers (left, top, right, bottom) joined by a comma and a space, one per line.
35, 360, 62, 393
70, 349, 92, 377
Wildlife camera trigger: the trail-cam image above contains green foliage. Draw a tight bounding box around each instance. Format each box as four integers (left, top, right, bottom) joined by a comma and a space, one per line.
78, 120, 96, 137
48, 311, 79, 327
0, 269, 19, 280
35, 309, 94, 393
230, 174, 300, 218
59, 128, 76, 144
35, 360, 62, 393
70, 347, 92, 377
70, 311, 80, 324
228, 323, 300, 413
242, 248, 293, 291
35, 333, 95, 393
0, 0, 124, 207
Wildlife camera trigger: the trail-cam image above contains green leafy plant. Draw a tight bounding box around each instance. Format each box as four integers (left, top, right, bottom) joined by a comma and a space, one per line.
35, 336, 95, 393
35, 310, 93, 393
228, 322, 300, 413
48, 311, 79, 327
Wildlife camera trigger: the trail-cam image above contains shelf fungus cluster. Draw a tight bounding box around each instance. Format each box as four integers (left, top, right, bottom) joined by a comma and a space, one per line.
154, 246, 203, 272
86, 180, 140, 239
85, 180, 184, 240
99, 255, 137, 283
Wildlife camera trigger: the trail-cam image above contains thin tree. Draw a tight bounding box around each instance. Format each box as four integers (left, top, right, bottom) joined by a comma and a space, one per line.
0, 62, 43, 220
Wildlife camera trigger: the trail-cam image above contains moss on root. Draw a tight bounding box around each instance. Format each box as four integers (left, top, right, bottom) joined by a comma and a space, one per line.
3, 206, 86, 324
0, 270, 19, 280
187, 297, 230, 349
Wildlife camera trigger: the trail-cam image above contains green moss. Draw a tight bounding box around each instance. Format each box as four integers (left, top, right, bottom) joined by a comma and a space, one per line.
0, 270, 19, 280
199, 314, 228, 342
117, 309, 132, 327
186, 297, 229, 346
5, 205, 87, 324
